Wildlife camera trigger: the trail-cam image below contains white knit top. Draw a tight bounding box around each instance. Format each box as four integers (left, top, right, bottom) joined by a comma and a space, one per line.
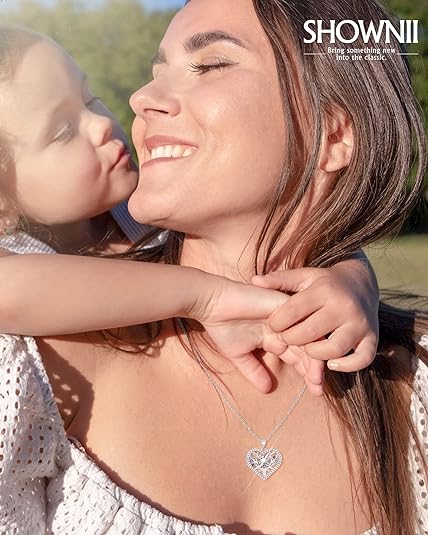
0, 232, 427, 535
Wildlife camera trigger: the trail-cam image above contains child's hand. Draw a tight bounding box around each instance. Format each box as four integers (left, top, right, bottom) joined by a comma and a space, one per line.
192, 276, 290, 393
274, 344, 326, 396
251, 261, 379, 389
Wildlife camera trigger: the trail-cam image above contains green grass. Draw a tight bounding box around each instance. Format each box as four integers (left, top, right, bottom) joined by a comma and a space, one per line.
365, 235, 428, 296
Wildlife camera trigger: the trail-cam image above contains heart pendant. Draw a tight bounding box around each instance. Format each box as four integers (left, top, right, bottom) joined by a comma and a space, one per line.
245, 447, 283, 480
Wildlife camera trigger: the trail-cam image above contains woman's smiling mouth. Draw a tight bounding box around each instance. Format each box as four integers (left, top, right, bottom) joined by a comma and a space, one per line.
142, 135, 198, 167
149, 144, 196, 160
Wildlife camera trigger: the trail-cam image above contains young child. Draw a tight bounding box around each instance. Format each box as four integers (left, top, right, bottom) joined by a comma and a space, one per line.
0, 25, 379, 397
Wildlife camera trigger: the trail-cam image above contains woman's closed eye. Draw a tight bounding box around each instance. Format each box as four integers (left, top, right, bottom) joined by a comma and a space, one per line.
189, 58, 236, 75
53, 122, 73, 144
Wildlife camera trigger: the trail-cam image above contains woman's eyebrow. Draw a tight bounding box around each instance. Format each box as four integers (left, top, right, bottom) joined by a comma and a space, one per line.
152, 31, 248, 66
184, 31, 247, 52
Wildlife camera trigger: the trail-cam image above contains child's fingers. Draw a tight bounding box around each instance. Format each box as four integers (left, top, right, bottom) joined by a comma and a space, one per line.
251, 269, 315, 293
327, 335, 378, 372
292, 353, 324, 396
232, 353, 273, 393
306, 380, 324, 397
277, 346, 301, 367
304, 325, 359, 361
279, 310, 337, 346
292, 357, 308, 379
267, 289, 323, 332
280, 347, 324, 396
296, 348, 325, 395
306, 358, 325, 387
262, 329, 289, 356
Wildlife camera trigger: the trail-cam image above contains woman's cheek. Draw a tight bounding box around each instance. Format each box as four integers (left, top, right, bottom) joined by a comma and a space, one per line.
211, 70, 282, 143
131, 117, 145, 162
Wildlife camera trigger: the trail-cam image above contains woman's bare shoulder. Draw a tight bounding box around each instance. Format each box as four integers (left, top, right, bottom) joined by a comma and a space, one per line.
36, 333, 100, 429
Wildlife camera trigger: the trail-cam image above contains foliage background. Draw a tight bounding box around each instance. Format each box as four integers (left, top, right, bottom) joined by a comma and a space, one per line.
0, 0, 180, 138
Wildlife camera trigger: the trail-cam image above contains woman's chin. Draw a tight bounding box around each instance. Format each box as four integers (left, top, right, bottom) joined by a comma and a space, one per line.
127, 192, 165, 226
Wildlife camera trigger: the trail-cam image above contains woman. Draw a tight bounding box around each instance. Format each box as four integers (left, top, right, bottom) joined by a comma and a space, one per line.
1, 0, 427, 534
123, 1, 427, 533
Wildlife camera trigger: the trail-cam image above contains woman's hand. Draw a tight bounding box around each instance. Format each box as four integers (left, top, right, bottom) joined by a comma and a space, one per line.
252, 256, 379, 395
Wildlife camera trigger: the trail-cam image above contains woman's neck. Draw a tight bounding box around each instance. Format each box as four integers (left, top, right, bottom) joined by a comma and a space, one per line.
178, 212, 271, 281
179, 194, 318, 279
180, 235, 254, 282
179, 218, 295, 281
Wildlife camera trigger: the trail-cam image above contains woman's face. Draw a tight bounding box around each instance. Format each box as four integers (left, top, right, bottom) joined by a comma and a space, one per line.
129, 0, 286, 234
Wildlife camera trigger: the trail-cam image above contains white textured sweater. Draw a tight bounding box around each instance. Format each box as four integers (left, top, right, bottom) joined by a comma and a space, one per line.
0, 232, 427, 535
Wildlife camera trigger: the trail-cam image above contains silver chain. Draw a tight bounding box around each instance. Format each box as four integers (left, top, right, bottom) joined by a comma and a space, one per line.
178, 319, 307, 448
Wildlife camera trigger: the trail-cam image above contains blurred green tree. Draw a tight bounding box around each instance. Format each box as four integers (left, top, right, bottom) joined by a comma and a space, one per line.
383, 0, 428, 231
1, 0, 175, 139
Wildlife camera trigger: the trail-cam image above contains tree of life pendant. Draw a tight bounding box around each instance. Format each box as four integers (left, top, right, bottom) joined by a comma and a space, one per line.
245, 440, 283, 480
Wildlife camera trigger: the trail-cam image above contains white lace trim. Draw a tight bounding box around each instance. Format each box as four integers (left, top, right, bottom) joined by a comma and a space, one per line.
0, 231, 56, 255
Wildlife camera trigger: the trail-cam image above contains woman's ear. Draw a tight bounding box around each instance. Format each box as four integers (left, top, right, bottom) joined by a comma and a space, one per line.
318, 106, 354, 173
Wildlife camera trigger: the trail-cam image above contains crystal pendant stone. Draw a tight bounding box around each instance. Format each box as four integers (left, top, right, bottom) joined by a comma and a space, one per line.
246, 446, 283, 480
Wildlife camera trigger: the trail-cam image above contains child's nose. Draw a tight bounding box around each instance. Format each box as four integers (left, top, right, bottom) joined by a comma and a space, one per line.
88, 114, 114, 147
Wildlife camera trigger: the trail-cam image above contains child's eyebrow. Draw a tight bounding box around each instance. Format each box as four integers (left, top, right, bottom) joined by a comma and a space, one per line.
152, 30, 248, 66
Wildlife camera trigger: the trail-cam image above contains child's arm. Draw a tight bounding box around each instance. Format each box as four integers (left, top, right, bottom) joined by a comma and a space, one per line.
0, 249, 378, 395
252, 251, 379, 394
0, 251, 293, 393
0, 251, 267, 335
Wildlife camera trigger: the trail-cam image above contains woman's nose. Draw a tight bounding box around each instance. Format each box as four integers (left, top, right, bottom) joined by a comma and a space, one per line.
87, 113, 114, 147
129, 80, 180, 121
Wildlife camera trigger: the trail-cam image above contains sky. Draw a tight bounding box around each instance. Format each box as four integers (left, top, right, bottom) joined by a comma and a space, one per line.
0, 0, 184, 11
144, 0, 182, 9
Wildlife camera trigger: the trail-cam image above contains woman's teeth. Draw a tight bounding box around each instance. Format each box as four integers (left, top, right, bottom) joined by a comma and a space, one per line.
149, 145, 195, 160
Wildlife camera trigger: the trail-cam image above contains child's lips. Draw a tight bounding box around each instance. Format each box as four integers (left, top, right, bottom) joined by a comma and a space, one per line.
111, 143, 131, 168
114, 150, 132, 169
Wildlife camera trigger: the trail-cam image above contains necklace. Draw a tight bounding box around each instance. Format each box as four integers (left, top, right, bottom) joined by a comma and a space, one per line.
177, 319, 307, 481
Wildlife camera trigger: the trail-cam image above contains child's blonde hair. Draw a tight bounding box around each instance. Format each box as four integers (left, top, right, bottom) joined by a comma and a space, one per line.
0, 25, 44, 233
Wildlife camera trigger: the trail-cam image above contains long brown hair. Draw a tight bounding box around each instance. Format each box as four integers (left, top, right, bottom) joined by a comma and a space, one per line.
248, 1, 428, 531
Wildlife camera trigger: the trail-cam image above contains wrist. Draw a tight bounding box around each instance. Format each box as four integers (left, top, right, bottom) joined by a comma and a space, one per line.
330, 254, 379, 295
180, 267, 221, 322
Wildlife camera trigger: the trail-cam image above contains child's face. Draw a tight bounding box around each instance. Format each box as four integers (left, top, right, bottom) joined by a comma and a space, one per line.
0, 39, 138, 225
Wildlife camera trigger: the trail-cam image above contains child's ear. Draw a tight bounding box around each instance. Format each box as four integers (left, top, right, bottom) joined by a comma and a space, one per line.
318, 106, 354, 173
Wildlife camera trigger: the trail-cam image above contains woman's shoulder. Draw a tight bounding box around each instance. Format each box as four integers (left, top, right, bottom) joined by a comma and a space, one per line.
409, 335, 428, 532
0, 334, 67, 478
0, 333, 51, 391
0, 333, 69, 534
410, 335, 428, 435
413, 335, 428, 399
419, 334, 428, 352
